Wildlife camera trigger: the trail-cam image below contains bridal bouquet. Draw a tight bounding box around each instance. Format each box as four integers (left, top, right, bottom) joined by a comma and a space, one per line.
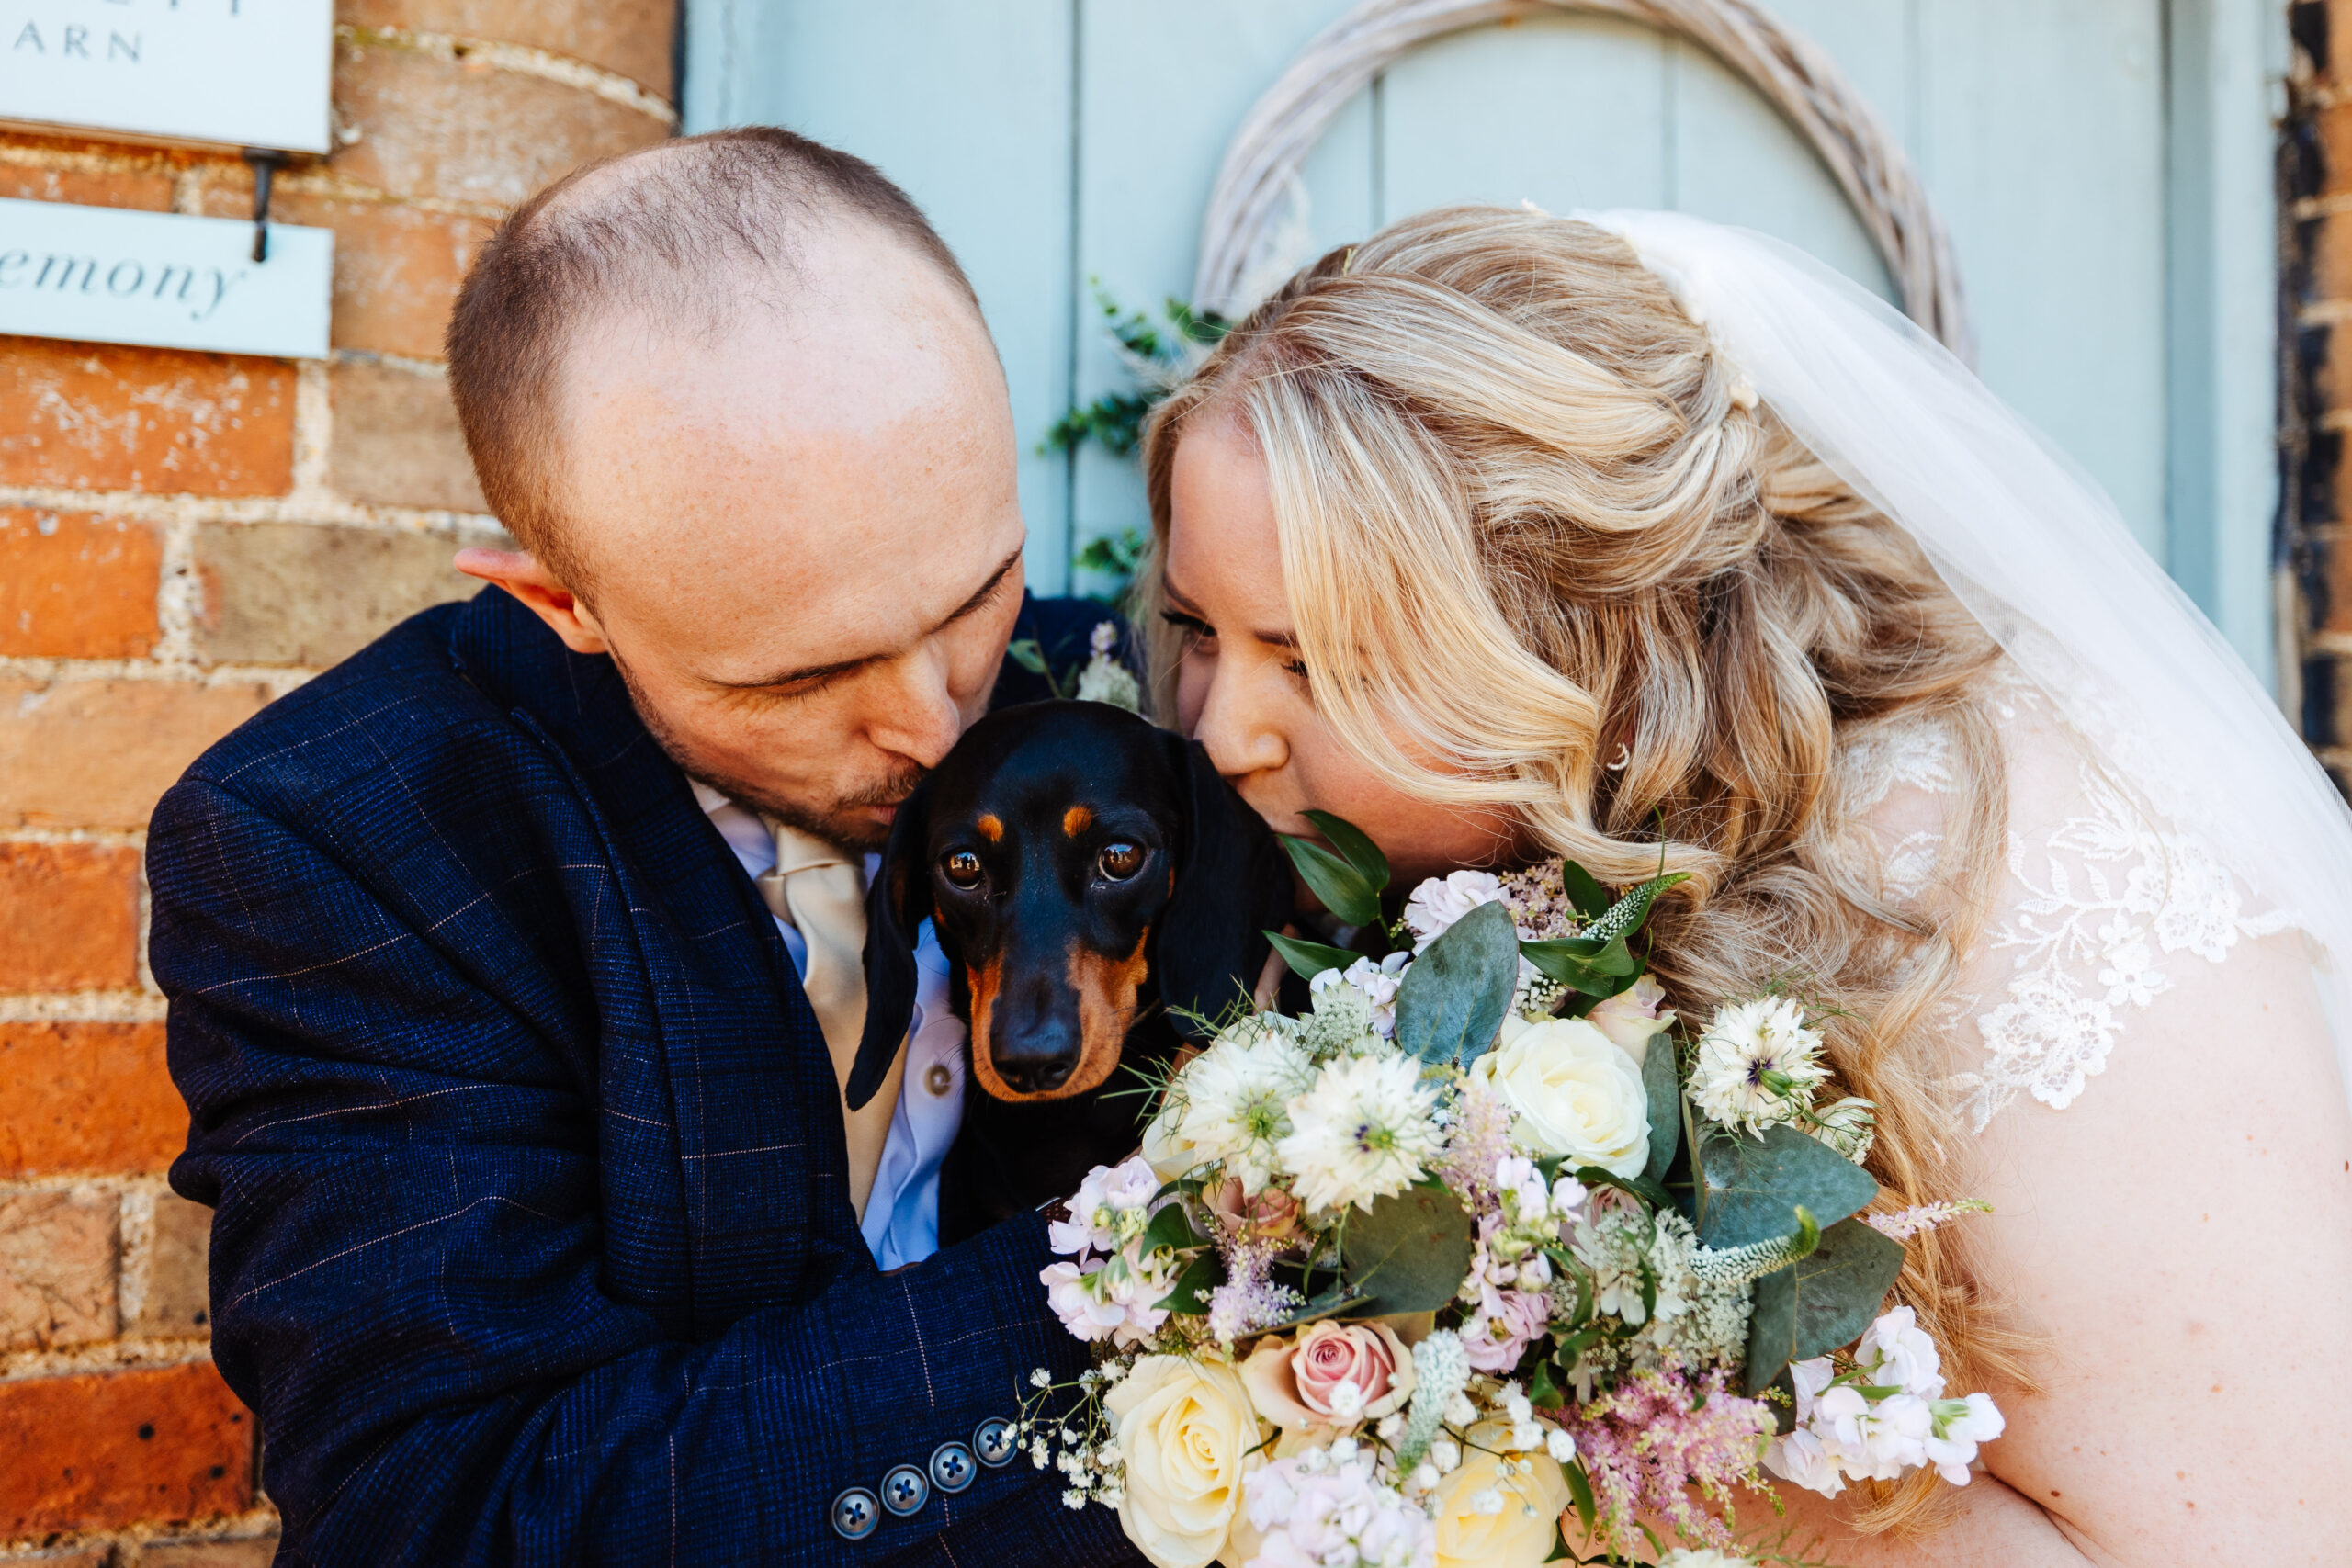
1026, 815, 2004, 1568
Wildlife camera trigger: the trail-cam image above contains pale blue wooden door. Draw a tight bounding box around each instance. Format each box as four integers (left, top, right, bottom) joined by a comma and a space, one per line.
684, 0, 2281, 681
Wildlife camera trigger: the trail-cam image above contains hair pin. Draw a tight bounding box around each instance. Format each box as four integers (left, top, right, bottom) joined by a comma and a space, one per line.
1607, 742, 1632, 773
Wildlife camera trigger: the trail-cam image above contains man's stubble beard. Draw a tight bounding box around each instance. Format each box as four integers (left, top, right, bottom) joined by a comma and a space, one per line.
609, 647, 920, 853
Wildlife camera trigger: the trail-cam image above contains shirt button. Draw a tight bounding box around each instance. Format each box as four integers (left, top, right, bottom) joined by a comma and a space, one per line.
831, 1487, 880, 1540
880, 1464, 929, 1516
929, 1441, 977, 1494
924, 1063, 955, 1097
973, 1416, 1018, 1468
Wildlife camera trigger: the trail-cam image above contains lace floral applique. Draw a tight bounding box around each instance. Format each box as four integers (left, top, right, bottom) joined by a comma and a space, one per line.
1838, 717, 1952, 813
1952, 762, 2291, 1131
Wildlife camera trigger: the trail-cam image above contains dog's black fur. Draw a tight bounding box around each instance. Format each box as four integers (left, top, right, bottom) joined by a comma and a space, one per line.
852, 701, 1295, 1245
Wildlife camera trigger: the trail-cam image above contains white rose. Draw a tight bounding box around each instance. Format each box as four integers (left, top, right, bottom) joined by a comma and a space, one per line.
1467, 1017, 1650, 1178
1430, 1421, 1570, 1568
1103, 1354, 1264, 1568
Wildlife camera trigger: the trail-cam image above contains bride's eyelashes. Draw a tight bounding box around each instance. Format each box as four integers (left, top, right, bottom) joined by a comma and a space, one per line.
1160, 608, 1215, 650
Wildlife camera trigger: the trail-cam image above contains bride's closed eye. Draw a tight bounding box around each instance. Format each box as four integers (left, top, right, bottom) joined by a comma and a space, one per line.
1163, 606, 1310, 684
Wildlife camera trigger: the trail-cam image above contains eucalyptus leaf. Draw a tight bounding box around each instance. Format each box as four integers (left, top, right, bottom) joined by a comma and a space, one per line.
1005, 638, 1049, 676
1302, 809, 1391, 894
1640, 1041, 1680, 1181
1741, 1217, 1906, 1394
1560, 861, 1611, 919
1266, 931, 1359, 982
1281, 835, 1384, 929
1341, 1185, 1476, 1316
1392, 901, 1521, 1066
1691, 1122, 1878, 1249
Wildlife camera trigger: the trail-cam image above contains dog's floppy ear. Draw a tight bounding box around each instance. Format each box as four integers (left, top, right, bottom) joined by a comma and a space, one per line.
849, 773, 935, 1111
1156, 731, 1290, 1037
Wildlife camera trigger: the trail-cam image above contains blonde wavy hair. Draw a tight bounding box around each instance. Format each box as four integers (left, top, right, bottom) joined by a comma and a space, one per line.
1138, 205, 2035, 1533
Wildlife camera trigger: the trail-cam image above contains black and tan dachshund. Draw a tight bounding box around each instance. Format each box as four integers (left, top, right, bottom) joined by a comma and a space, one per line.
850, 700, 1295, 1245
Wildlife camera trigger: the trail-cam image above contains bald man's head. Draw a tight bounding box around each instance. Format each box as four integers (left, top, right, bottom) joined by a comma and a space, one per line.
447, 126, 980, 593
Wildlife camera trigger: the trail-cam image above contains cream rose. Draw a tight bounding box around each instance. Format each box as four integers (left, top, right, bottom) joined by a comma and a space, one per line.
1430, 1421, 1572, 1568
1585, 975, 1677, 1066
1140, 1100, 1203, 1182
1103, 1354, 1263, 1568
1238, 1320, 1416, 1430
1468, 1016, 1650, 1177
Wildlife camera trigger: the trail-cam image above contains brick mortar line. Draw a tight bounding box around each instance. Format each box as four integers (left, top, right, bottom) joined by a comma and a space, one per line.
0, 1337, 213, 1382
0, 655, 317, 694
338, 23, 680, 126
2312, 631, 2352, 655
0, 1173, 170, 1200
0, 826, 144, 847
0, 134, 514, 221
0, 1512, 282, 1562
0, 992, 168, 1023
2298, 299, 2352, 325
0, 482, 503, 536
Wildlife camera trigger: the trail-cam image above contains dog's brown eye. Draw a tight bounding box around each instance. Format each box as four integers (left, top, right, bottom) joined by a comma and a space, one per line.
1097, 842, 1145, 882
942, 850, 984, 888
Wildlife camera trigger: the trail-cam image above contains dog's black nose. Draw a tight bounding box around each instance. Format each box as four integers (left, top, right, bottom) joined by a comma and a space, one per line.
996, 1054, 1075, 1094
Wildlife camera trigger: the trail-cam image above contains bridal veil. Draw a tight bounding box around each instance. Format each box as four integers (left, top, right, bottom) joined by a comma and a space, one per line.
1580, 209, 2352, 1104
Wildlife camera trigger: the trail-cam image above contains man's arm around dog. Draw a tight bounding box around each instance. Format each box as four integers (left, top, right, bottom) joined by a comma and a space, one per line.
151, 590, 1136, 1565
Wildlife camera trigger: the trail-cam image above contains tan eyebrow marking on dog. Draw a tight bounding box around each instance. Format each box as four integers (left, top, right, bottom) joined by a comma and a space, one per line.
976, 814, 1002, 842
1063, 806, 1093, 838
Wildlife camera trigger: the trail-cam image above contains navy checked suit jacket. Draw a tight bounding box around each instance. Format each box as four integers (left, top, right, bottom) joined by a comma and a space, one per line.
150, 585, 1148, 1566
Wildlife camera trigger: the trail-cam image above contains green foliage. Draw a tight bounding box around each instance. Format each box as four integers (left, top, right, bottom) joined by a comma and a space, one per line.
1340, 1185, 1476, 1315
1689, 1205, 1822, 1288
1580, 870, 1692, 945
1040, 287, 1228, 460
1153, 1250, 1226, 1314
1074, 526, 1150, 607
1560, 861, 1612, 919
1690, 1122, 1878, 1250
1261, 1282, 1374, 1333
1742, 1218, 1907, 1394
1283, 835, 1385, 929
1276, 810, 1392, 931
1392, 900, 1520, 1067
1265, 930, 1361, 982
1640, 1038, 1681, 1181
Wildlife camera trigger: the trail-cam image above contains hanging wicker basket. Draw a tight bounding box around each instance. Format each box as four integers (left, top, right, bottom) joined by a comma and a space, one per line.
1192, 0, 1972, 359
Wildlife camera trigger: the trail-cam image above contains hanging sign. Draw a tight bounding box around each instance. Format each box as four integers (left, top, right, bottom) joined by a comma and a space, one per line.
0, 197, 330, 358
1, 2, 334, 153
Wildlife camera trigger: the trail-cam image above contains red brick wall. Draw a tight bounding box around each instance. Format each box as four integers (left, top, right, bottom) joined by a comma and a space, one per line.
2287, 2, 2352, 795
0, 4, 673, 1561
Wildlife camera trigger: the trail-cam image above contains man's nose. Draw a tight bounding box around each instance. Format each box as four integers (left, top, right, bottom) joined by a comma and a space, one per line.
865, 643, 965, 769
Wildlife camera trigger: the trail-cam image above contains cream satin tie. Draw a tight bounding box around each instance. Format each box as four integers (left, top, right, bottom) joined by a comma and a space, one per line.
755, 818, 906, 1220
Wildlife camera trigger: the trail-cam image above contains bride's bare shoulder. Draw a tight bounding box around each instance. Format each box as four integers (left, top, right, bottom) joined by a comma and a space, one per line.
1838, 674, 2352, 1558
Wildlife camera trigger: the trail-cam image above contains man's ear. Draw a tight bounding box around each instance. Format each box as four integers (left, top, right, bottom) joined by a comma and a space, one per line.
454, 547, 611, 656
849, 773, 935, 1111
1156, 731, 1290, 1037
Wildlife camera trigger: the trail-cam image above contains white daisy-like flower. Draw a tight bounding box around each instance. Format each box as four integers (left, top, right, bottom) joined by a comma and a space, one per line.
1172, 1025, 1315, 1192
1276, 1054, 1443, 1213
1690, 995, 1830, 1135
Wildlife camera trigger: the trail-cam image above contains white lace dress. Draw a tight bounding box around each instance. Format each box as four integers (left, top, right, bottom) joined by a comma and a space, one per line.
1836, 674, 2300, 1134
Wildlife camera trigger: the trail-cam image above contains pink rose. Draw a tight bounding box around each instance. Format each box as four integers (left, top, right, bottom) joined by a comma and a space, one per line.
1585, 976, 1676, 1065
1208, 1178, 1304, 1243
1239, 1321, 1416, 1431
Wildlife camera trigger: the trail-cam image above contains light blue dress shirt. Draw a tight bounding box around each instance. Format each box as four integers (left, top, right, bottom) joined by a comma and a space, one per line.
694, 784, 964, 1269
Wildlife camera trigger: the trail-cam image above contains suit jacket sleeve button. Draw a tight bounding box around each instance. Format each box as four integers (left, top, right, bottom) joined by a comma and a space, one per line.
881, 1464, 930, 1516
831, 1487, 880, 1540
929, 1441, 978, 1493
973, 1416, 1018, 1467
